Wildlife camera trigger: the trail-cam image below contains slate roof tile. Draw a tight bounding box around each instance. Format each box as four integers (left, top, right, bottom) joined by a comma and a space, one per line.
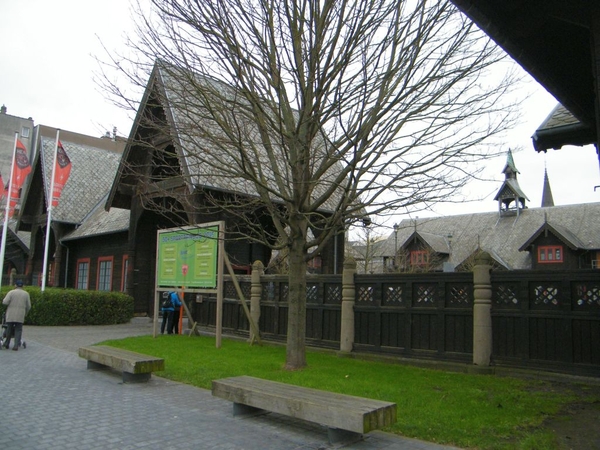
380, 203, 600, 270
40, 136, 122, 224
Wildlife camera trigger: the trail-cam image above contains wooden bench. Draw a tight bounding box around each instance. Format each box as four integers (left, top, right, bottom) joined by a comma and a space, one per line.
212, 375, 396, 444
78, 345, 164, 383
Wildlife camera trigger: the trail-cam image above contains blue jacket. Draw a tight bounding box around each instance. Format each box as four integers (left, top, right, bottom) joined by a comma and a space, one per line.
161, 292, 181, 312
171, 292, 182, 310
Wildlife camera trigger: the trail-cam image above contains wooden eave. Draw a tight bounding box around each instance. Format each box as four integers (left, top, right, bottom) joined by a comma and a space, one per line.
450, 0, 596, 129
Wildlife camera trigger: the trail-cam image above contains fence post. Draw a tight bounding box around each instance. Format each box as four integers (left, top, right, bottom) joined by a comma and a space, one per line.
250, 260, 264, 343
340, 257, 357, 354
9, 268, 16, 286
473, 251, 493, 367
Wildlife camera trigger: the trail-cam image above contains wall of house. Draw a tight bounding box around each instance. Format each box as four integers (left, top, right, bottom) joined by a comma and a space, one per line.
62, 232, 129, 292
529, 232, 580, 270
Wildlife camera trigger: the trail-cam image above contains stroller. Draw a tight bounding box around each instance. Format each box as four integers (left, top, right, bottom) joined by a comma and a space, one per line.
1, 312, 26, 349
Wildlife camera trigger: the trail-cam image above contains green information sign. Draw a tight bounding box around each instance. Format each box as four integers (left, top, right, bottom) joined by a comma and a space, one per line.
156, 225, 219, 288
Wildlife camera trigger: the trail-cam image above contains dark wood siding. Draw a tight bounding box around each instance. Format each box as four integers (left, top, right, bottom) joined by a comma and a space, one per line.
63, 232, 129, 292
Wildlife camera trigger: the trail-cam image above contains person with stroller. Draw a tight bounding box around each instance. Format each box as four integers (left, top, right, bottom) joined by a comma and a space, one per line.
2, 280, 31, 351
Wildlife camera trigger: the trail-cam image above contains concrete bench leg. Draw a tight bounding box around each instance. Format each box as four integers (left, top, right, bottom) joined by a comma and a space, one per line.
327, 428, 363, 445
122, 372, 151, 383
87, 361, 109, 371
233, 403, 268, 418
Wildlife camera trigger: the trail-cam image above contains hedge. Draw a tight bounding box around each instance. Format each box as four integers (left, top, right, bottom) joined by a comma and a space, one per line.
0, 287, 134, 326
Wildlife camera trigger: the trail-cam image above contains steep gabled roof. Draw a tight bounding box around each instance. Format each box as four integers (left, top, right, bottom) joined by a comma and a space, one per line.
107, 61, 347, 214
22, 125, 124, 225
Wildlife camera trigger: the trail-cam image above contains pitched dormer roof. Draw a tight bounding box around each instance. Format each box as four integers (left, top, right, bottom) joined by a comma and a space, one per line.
518, 219, 585, 252
399, 230, 451, 254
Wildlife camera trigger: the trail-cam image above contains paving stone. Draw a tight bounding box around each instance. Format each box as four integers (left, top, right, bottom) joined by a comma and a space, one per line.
0, 321, 459, 450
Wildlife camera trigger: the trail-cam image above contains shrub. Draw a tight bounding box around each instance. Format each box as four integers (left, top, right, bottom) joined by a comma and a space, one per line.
0, 287, 134, 326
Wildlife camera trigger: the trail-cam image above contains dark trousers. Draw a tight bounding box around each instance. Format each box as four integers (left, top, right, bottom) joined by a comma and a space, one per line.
171, 309, 181, 334
161, 311, 174, 334
3, 322, 23, 349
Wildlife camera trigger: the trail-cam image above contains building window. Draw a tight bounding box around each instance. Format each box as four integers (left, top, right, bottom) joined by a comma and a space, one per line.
76, 259, 90, 290
538, 246, 563, 264
97, 256, 113, 291
410, 250, 428, 266
21, 127, 30, 138
121, 255, 129, 292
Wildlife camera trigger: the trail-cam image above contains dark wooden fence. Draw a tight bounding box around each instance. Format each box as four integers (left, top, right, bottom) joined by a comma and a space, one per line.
191, 269, 600, 377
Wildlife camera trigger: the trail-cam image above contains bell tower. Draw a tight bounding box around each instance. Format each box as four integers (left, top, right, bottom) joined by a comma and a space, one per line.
493, 149, 529, 217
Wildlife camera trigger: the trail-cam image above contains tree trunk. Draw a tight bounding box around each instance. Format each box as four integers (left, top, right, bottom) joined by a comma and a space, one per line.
285, 234, 307, 370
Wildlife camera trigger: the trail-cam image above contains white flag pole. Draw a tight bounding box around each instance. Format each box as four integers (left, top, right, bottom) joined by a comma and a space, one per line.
41, 129, 60, 292
0, 132, 19, 289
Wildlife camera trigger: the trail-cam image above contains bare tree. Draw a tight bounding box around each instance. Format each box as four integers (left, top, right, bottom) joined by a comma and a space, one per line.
99, 0, 521, 369
347, 226, 386, 274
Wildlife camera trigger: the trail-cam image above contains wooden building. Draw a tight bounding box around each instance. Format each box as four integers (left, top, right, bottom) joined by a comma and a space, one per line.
18, 125, 125, 287
105, 61, 347, 314
377, 151, 600, 272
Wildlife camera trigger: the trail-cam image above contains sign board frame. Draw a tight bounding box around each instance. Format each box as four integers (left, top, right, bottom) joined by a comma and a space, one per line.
152, 221, 225, 347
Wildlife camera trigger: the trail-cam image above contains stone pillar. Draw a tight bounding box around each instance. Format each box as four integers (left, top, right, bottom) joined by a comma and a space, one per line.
340, 257, 357, 354
250, 260, 264, 343
473, 251, 493, 367
9, 268, 16, 286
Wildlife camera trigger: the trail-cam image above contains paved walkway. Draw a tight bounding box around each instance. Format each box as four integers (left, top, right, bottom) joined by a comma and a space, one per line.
0, 319, 460, 450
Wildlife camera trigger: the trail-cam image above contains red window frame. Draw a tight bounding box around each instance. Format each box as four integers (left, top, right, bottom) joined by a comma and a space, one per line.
538, 245, 563, 264
410, 250, 428, 266
97, 256, 114, 291
76, 258, 91, 290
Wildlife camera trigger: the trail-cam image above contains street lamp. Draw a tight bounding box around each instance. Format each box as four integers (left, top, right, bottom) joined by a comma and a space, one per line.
393, 223, 399, 270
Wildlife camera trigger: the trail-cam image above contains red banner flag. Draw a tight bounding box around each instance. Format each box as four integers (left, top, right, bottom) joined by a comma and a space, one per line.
0, 172, 5, 202
7, 139, 32, 217
51, 141, 72, 207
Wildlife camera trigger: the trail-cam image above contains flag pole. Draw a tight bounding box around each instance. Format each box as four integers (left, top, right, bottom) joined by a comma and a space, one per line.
0, 132, 19, 289
41, 129, 60, 292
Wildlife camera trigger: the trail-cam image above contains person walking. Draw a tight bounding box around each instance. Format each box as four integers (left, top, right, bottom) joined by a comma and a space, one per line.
2, 280, 31, 351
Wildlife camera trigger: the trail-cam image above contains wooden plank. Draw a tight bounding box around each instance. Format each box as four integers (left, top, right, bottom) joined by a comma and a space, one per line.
212, 376, 396, 434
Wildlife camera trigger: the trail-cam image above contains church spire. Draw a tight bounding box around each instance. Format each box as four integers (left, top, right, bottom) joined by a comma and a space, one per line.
541, 167, 555, 207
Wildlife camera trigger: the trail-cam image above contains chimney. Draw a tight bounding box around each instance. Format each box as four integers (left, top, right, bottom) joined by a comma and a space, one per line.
0, 105, 6, 114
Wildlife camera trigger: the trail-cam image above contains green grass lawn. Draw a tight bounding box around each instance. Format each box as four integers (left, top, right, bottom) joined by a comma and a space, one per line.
102, 334, 597, 449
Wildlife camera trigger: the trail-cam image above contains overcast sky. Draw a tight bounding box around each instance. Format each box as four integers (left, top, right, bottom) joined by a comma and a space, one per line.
1, 0, 599, 226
